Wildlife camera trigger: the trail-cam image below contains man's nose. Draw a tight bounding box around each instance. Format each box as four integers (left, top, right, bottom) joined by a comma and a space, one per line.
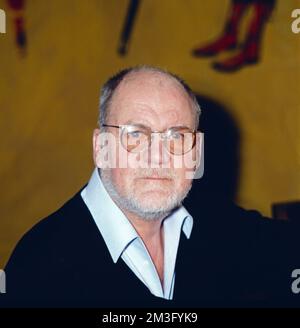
148, 133, 170, 167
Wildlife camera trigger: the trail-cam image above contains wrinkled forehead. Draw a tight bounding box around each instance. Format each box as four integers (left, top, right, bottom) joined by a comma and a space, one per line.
108, 70, 195, 124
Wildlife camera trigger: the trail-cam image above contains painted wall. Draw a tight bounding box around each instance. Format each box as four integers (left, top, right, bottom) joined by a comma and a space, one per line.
0, 0, 299, 267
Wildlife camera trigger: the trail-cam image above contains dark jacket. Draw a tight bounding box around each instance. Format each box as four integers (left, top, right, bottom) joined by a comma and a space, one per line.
1, 190, 299, 307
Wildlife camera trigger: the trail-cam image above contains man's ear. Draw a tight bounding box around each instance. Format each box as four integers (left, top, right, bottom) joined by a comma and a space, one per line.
93, 129, 101, 167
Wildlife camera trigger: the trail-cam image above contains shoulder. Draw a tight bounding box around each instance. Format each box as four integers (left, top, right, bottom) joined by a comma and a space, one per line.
2, 188, 105, 306
4, 188, 93, 269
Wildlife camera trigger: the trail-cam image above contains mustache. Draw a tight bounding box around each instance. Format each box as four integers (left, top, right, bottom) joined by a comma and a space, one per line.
134, 169, 176, 179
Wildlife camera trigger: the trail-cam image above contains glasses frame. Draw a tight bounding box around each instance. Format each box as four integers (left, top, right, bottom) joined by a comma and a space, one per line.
101, 123, 199, 155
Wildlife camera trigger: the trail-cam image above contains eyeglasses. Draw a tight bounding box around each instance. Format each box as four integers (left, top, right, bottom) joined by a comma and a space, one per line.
102, 123, 198, 155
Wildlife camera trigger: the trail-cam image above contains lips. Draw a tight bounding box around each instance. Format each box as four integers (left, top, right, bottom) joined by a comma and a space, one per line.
139, 176, 172, 181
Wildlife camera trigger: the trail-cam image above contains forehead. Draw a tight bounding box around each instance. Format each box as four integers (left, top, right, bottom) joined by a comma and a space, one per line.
108, 71, 195, 127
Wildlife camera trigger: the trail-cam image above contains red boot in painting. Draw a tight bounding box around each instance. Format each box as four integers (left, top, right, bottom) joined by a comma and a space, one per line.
192, 0, 276, 72
212, 35, 260, 72
213, 1, 275, 72
192, 0, 249, 57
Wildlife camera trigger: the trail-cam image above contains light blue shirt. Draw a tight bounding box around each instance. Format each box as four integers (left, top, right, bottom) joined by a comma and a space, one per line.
81, 169, 193, 299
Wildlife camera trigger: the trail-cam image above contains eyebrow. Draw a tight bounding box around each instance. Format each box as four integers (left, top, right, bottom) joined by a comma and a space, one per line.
123, 120, 148, 126
121, 121, 195, 131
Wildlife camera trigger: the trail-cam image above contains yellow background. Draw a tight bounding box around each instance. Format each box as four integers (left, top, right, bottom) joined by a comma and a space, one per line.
0, 0, 299, 268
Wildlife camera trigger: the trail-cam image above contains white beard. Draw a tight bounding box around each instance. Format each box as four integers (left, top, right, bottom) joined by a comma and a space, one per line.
99, 169, 192, 221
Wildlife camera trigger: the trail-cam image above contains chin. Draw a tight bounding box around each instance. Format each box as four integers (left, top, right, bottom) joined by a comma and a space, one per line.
135, 193, 176, 211
139, 189, 171, 200
136, 183, 173, 195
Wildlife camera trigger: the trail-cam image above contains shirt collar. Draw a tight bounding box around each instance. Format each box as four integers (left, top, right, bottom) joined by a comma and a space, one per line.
82, 168, 193, 263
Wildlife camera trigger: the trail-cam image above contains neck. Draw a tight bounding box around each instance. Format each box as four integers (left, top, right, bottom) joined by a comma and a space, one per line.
110, 196, 166, 286
121, 208, 165, 243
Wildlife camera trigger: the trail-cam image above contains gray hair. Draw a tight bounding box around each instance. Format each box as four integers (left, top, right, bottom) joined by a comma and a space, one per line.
98, 65, 201, 130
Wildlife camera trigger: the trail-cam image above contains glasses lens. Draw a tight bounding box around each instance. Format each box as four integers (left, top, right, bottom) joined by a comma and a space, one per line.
167, 128, 195, 155
121, 125, 150, 153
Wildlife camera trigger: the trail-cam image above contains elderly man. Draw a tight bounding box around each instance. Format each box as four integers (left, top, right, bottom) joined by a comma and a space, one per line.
2, 66, 203, 307
2, 66, 298, 308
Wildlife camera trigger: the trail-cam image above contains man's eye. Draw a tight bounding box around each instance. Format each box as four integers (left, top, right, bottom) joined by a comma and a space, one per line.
129, 131, 142, 138
171, 132, 182, 140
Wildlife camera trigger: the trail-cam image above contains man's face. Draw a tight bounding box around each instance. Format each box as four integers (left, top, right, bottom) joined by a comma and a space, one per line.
93, 71, 199, 220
